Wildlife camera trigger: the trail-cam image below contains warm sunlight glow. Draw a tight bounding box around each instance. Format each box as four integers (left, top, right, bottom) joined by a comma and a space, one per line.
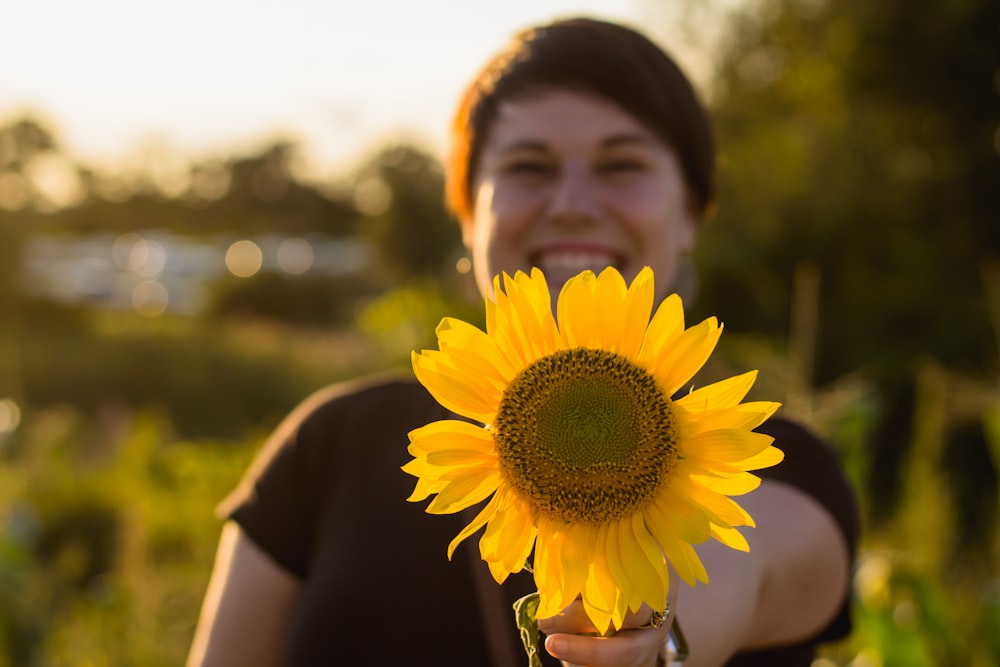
0, 174, 29, 211
276, 237, 314, 275
112, 233, 143, 269
128, 239, 167, 278
132, 280, 169, 317
0, 399, 21, 434
24, 152, 86, 210
225, 239, 263, 278
352, 176, 391, 216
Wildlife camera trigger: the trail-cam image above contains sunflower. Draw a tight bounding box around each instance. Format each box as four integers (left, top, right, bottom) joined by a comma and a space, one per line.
404, 266, 783, 633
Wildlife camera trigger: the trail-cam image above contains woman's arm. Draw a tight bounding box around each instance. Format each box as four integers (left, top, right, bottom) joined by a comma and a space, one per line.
539, 479, 851, 667
186, 521, 302, 667
676, 480, 850, 667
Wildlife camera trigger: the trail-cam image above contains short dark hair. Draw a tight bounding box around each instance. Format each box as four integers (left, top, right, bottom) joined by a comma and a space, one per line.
445, 17, 715, 222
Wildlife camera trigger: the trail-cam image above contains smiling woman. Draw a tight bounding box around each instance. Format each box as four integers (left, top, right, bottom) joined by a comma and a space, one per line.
188, 16, 857, 667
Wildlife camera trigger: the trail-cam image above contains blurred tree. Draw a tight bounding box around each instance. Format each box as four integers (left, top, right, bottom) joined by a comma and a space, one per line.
696, 0, 1000, 528
0, 117, 57, 170
190, 140, 359, 237
205, 270, 381, 328
21, 136, 359, 238
353, 144, 464, 283
0, 117, 87, 212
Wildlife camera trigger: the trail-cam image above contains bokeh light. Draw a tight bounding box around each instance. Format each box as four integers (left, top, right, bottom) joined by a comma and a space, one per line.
129, 239, 167, 277
353, 176, 391, 216
0, 399, 21, 434
276, 237, 314, 275
0, 173, 30, 211
112, 233, 143, 268
225, 240, 263, 278
24, 152, 87, 210
132, 280, 169, 317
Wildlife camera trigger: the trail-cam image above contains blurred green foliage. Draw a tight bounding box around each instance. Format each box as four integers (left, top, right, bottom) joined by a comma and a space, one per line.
697, 0, 1000, 529
0, 407, 253, 666
205, 270, 382, 329
0, 0, 997, 664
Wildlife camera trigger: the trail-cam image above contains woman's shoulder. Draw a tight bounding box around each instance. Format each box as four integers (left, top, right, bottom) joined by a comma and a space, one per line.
756, 414, 860, 556
282, 371, 440, 438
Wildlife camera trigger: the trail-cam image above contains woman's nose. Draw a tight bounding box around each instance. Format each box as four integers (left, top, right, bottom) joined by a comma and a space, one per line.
547, 163, 598, 222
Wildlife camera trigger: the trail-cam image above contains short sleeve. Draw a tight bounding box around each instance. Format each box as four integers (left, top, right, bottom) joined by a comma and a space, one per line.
217, 377, 400, 578
217, 373, 438, 580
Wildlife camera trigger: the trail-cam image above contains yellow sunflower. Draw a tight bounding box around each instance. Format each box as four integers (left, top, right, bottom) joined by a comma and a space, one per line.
404, 266, 783, 633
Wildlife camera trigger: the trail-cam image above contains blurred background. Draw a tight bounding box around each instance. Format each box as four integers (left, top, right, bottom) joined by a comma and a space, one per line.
1, 0, 998, 665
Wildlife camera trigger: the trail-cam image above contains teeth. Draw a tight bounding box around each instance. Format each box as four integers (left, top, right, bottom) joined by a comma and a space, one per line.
535, 251, 619, 281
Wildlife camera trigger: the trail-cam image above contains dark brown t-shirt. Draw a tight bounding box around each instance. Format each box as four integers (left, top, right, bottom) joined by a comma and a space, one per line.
221, 375, 858, 666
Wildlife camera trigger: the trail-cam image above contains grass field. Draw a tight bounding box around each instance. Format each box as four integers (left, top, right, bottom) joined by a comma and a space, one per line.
0, 302, 996, 666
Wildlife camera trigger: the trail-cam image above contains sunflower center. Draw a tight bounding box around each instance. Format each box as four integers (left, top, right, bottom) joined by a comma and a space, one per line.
493, 347, 679, 524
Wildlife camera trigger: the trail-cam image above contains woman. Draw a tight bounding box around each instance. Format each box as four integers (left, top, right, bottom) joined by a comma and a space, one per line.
187, 17, 858, 667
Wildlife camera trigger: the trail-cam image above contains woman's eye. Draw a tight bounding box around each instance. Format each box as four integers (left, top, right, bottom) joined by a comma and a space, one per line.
600, 159, 646, 173
505, 161, 554, 175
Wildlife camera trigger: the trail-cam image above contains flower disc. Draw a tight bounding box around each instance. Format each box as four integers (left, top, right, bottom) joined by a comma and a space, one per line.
493, 347, 678, 524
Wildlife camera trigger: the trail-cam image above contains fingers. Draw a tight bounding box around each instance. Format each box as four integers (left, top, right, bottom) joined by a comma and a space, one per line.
537, 600, 671, 667
536, 599, 596, 635
537, 600, 658, 635
535, 567, 681, 667
542, 625, 670, 667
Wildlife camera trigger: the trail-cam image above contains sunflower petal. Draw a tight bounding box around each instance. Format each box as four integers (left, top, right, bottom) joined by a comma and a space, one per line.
681, 430, 777, 470
425, 468, 501, 514
604, 520, 639, 612
437, 316, 519, 378
626, 511, 669, 611
507, 268, 560, 363
690, 471, 763, 495
447, 491, 503, 559
480, 491, 535, 582
668, 470, 755, 528
619, 267, 655, 358
412, 351, 500, 423
677, 401, 782, 435
533, 519, 565, 619
594, 267, 629, 351
557, 271, 598, 348
651, 317, 723, 396
580, 524, 623, 633
645, 503, 709, 586
710, 524, 750, 551
639, 293, 685, 363
406, 476, 445, 503
558, 522, 595, 610
406, 419, 495, 457
676, 371, 759, 411
733, 444, 785, 471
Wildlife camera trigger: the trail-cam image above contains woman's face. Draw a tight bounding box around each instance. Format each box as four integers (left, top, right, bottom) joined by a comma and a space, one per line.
463, 88, 698, 306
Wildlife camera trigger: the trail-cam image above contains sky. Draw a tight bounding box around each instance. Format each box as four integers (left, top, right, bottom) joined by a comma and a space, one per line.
0, 0, 717, 180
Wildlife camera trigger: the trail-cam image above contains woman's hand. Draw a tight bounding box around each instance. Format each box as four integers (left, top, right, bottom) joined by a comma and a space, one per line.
537, 601, 672, 667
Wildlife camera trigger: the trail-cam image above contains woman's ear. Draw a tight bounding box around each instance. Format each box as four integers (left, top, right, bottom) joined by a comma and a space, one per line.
460, 217, 477, 252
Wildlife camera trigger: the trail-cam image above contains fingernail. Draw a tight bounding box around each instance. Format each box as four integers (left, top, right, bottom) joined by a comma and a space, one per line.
545, 635, 566, 657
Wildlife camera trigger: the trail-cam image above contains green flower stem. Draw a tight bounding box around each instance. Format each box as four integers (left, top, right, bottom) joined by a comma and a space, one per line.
512, 591, 618, 667
513, 592, 544, 667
